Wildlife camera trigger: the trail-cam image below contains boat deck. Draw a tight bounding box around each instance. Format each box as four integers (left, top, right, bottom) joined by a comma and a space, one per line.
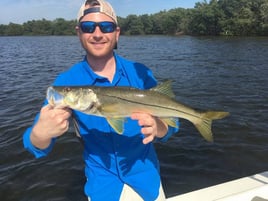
167, 171, 268, 201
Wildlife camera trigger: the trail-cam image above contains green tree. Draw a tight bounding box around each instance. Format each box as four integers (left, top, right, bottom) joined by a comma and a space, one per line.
124, 15, 144, 35
151, 12, 165, 34
173, 8, 190, 34
188, 0, 224, 35
23, 19, 53, 35
117, 16, 128, 34
23, 21, 34, 35
217, 0, 265, 35
259, 0, 268, 35
140, 14, 153, 34
160, 10, 180, 34
52, 18, 76, 35
4, 23, 23, 36
0, 24, 8, 35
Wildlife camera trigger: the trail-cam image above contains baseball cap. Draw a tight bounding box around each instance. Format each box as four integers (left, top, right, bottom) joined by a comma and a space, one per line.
77, 0, 118, 24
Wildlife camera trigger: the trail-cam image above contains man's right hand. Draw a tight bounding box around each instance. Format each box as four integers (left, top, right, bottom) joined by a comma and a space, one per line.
30, 105, 72, 149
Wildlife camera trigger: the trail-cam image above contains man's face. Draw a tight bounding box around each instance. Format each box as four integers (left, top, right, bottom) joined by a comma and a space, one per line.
76, 11, 120, 59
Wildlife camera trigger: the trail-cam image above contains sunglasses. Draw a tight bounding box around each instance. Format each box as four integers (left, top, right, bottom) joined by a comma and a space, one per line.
79, 21, 117, 33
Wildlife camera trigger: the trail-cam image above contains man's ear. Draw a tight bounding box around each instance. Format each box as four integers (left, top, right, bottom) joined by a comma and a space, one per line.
75, 25, 81, 36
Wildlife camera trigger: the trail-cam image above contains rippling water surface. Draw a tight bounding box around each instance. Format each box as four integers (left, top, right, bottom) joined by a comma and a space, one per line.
1, 36, 268, 200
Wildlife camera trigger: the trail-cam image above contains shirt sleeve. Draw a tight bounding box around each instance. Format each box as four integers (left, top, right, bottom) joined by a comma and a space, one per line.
156, 119, 180, 142
23, 126, 56, 158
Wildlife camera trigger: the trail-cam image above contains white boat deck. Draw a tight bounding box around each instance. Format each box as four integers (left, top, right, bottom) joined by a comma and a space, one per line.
167, 171, 268, 201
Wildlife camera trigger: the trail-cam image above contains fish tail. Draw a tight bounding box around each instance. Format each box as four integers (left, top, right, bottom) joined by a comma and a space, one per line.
193, 111, 229, 142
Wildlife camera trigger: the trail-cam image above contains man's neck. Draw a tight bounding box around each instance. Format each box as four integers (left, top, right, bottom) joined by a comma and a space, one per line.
87, 53, 116, 83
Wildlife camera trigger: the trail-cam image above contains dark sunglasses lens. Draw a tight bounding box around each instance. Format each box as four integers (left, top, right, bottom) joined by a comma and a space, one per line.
80, 21, 116, 33
80, 22, 96, 33
99, 22, 116, 33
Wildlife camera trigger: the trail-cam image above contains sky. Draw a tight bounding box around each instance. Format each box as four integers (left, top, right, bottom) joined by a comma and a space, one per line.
0, 0, 199, 25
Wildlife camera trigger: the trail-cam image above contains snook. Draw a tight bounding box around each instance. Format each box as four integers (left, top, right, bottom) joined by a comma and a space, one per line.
46, 81, 229, 142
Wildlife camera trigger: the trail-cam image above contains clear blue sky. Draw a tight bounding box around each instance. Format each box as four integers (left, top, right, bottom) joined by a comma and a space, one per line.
0, 0, 199, 25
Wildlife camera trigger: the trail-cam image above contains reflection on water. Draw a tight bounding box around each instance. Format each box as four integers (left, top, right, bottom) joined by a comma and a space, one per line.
0, 36, 268, 200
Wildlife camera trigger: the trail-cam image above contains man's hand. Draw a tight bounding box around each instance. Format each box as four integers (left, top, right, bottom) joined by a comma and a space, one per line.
131, 113, 168, 144
30, 105, 72, 149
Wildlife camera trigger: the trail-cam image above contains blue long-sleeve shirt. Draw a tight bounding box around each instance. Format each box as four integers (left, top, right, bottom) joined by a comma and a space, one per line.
23, 53, 179, 201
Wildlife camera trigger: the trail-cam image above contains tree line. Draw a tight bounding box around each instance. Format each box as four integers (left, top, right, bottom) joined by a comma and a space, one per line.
1, 0, 268, 36
0, 18, 77, 36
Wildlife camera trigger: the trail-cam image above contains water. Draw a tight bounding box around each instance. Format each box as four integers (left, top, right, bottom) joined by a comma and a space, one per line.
1, 35, 268, 200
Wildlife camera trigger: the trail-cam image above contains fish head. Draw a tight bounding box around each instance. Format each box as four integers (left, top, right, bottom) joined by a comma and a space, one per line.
46, 86, 99, 113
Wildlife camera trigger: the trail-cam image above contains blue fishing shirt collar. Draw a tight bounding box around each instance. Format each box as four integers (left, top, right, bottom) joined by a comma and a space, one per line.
81, 53, 127, 86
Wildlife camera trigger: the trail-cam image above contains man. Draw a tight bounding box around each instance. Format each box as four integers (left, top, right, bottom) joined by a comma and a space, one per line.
23, 0, 179, 200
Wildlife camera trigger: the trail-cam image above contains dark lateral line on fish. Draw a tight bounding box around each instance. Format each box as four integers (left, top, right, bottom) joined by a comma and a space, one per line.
101, 94, 201, 119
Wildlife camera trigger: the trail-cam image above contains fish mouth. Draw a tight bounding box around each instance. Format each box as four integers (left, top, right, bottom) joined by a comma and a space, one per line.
46, 86, 65, 108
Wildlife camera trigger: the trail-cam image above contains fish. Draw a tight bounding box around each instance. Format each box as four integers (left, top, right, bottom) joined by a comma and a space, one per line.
46, 81, 229, 142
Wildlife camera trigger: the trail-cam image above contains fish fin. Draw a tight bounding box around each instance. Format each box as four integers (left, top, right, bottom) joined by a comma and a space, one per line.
72, 116, 81, 138
71, 116, 86, 145
151, 80, 175, 98
203, 111, 230, 120
161, 117, 178, 128
107, 117, 125, 134
194, 111, 229, 142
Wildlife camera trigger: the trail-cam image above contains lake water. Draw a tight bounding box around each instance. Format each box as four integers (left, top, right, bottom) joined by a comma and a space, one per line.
1, 35, 268, 200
